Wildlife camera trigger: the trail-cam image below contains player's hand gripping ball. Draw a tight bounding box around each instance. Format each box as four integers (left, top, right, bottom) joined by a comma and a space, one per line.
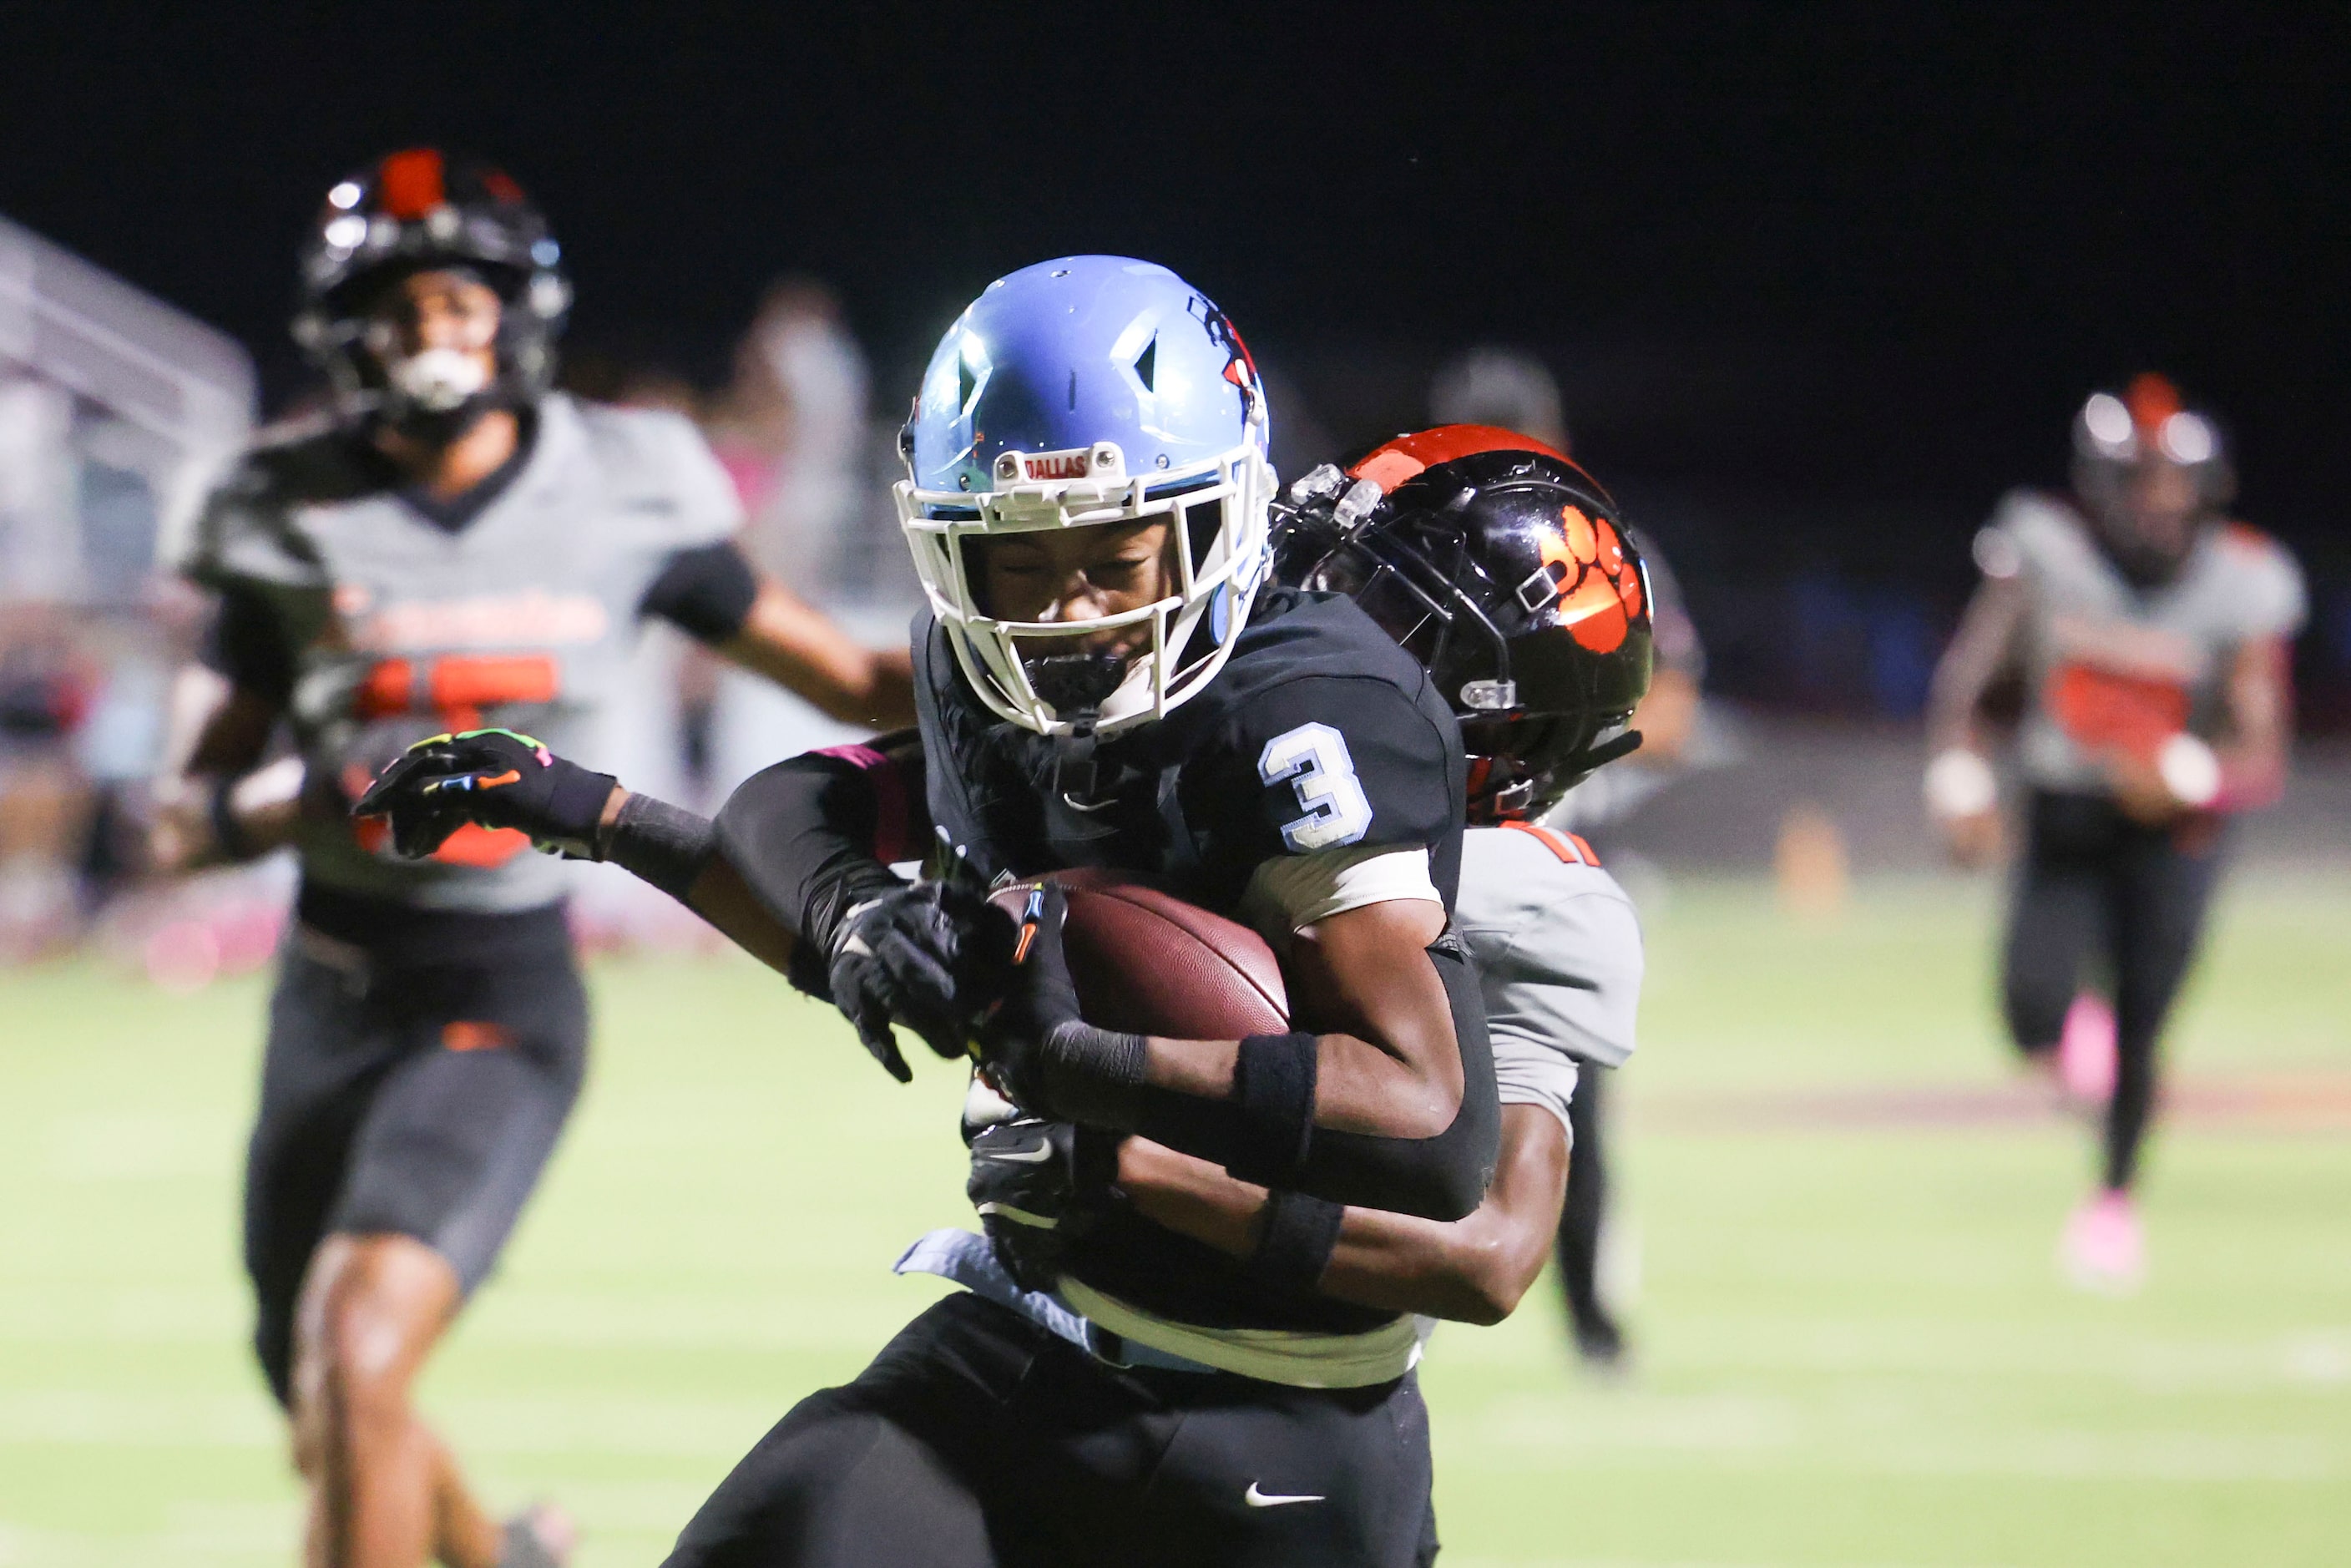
827, 880, 1014, 1083
970, 881, 1097, 1115
351, 728, 617, 860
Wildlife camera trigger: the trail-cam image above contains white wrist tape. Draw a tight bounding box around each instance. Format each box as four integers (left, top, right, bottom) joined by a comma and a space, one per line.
2156, 733, 2221, 807
1924, 749, 1998, 819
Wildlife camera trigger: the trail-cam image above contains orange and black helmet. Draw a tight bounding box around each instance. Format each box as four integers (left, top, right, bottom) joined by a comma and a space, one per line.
292, 148, 571, 422
1274, 425, 1654, 822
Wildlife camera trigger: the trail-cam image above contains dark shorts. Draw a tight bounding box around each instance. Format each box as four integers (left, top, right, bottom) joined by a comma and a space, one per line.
242, 920, 587, 1405
664, 1292, 1438, 1568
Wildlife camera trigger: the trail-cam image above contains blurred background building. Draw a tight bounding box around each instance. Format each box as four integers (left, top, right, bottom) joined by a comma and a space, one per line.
0, 215, 253, 957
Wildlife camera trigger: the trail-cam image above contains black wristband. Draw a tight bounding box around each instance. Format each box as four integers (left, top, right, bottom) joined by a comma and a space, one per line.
1042, 1022, 1148, 1128
602, 793, 718, 900
209, 776, 259, 863
1248, 1188, 1346, 1294
1226, 1031, 1319, 1187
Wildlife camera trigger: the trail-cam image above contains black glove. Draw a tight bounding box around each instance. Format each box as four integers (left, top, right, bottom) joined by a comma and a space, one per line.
972, 882, 1146, 1125
351, 729, 616, 860
966, 1117, 1124, 1293
826, 879, 1016, 1084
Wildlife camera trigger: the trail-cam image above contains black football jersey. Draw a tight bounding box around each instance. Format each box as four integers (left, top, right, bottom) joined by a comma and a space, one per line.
914, 588, 1467, 918
915, 588, 1469, 1337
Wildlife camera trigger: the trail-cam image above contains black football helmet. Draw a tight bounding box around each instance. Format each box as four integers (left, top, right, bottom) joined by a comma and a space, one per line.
1275, 426, 1654, 822
292, 148, 571, 436
2070, 373, 2234, 588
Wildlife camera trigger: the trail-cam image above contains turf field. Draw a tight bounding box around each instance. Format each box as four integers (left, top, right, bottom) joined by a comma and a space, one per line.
3, 873, 2346, 1567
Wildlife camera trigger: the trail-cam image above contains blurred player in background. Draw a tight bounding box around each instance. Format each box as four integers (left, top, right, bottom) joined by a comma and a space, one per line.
150, 149, 913, 1568
1924, 374, 2303, 1291
358, 255, 1499, 1565
698, 279, 913, 794
1431, 347, 1704, 1363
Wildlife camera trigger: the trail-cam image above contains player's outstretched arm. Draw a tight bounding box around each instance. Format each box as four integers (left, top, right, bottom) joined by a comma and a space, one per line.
715, 579, 918, 729
1114, 1103, 1569, 1324
353, 728, 969, 1083
1924, 571, 2027, 862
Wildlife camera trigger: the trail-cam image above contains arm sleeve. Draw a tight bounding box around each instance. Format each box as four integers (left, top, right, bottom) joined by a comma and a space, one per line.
640, 539, 760, 645
1238, 844, 1442, 941
199, 585, 297, 706
712, 732, 928, 963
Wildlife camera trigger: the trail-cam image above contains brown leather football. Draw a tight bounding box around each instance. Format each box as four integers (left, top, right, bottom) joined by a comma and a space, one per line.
988, 868, 1289, 1038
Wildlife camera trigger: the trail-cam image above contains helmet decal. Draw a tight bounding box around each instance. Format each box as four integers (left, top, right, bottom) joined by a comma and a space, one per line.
377, 149, 447, 220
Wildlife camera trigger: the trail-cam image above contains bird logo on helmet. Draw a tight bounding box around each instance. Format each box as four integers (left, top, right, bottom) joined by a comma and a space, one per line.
1273, 425, 1654, 822
894, 255, 1276, 736
291, 148, 572, 438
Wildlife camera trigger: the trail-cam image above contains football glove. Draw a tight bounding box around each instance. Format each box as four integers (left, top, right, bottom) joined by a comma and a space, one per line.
965, 1116, 1124, 1293
971, 881, 1146, 1125
827, 880, 1014, 1083
351, 728, 617, 860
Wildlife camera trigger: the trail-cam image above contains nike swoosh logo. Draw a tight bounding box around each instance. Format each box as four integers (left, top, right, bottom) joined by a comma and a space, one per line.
978, 1143, 1054, 1164
1243, 1483, 1325, 1508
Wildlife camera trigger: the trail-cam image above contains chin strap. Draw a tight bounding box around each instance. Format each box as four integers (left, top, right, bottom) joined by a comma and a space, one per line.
1023, 650, 1131, 862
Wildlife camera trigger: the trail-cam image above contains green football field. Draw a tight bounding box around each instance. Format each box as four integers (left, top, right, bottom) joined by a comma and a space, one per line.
3, 873, 2346, 1567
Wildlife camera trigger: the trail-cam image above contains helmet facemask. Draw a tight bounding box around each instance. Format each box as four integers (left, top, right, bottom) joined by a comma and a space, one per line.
2070, 379, 2234, 589
897, 440, 1274, 736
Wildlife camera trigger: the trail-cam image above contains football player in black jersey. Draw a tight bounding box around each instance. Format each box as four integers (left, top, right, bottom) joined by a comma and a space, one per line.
360, 255, 1494, 1565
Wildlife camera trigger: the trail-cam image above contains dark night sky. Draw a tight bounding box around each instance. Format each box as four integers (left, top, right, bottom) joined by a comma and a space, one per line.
5, 3, 2348, 606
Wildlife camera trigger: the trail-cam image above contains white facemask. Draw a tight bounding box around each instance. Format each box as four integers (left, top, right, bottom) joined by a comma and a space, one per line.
386, 347, 490, 412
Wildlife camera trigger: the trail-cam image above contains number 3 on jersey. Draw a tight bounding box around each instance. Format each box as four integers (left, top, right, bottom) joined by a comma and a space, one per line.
1259, 722, 1374, 852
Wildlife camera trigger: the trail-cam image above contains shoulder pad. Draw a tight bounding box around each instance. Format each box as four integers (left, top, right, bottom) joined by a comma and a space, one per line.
178, 427, 374, 588
564, 396, 744, 546
2212, 520, 2308, 640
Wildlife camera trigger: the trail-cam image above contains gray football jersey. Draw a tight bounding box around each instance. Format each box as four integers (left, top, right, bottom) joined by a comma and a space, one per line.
181, 394, 742, 910
1983, 490, 2306, 794
1454, 822, 1646, 1140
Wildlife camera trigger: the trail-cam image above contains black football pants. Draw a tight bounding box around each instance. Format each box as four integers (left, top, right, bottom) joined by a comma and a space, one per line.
2001, 790, 2225, 1191
663, 1292, 1438, 1568
1555, 1063, 1613, 1346
243, 935, 587, 1404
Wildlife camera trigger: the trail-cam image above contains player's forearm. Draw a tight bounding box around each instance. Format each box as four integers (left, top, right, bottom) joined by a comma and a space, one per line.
719, 583, 918, 728
1118, 906, 1497, 1222
1117, 1105, 1566, 1323
150, 672, 298, 872
2211, 636, 2293, 810
1139, 898, 1464, 1135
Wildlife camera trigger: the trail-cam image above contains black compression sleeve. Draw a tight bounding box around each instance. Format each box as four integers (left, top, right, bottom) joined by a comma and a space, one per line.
200, 586, 297, 705
712, 739, 925, 954
1130, 936, 1499, 1222
601, 792, 717, 901
640, 540, 760, 645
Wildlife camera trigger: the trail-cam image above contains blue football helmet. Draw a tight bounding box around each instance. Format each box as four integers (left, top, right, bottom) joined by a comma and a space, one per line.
895, 255, 1275, 735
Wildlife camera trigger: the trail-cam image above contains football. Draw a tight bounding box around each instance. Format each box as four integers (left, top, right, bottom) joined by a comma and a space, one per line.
988, 868, 1290, 1038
